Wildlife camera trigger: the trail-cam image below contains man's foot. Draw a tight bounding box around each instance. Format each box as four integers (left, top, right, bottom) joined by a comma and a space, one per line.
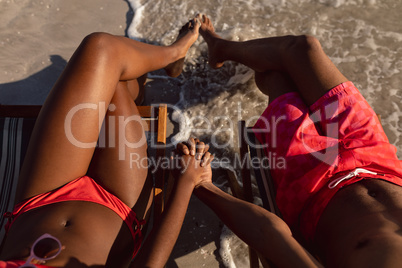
198, 14, 224, 69
164, 18, 200, 78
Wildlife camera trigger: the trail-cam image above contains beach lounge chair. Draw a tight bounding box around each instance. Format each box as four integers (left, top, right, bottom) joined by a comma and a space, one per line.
0, 104, 169, 242
239, 121, 281, 217
231, 120, 281, 268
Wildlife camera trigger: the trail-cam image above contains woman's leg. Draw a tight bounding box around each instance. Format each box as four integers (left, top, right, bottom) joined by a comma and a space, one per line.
86, 79, 151, 211
198, 14, 348, 106
16, 21, 199, 204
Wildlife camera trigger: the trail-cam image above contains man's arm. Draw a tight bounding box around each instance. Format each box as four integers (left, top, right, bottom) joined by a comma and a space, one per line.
194, 181, 323, 268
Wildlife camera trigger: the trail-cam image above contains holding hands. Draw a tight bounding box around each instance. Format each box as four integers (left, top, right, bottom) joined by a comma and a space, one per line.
172, 138, 214, 189
133, 138, 214, 267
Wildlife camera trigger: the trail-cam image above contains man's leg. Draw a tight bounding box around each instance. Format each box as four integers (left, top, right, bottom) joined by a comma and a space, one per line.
198, 14, 348, 106
255, 71, 297, 104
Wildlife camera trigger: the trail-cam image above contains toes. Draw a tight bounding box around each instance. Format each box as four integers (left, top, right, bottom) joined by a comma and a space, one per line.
189, 19, 196, 30
196, 13, 203, 21
195, 13, 206, 27
193, 17, 201, 30
179, 17, 200, 35
202, 14, 209, 25
178, 22, 189, 35
196, 14, 215, 33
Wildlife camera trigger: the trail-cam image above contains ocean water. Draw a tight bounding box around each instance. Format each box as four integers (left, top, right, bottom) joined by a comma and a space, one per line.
127, 0, 402, 267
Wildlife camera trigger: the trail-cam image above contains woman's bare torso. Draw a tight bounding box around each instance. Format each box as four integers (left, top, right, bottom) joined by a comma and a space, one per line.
0, 201, 137, 267
314, 179, 402, 267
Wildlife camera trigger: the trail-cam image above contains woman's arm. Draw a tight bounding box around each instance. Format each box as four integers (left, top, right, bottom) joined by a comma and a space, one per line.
130, 170, 194, 267
194, 181, 323, 268
131, 141, 213, 268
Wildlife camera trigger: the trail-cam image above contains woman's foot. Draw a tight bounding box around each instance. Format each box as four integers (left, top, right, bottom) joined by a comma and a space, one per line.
164, 18, 200, 77
198, 14, 224, 69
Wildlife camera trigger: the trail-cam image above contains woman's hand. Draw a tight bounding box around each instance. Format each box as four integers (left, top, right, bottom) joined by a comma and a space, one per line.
176, 138, 213, 167
172, 138, 214, 188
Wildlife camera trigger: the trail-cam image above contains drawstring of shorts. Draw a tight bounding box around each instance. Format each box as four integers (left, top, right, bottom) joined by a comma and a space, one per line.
328, 168, 379, 189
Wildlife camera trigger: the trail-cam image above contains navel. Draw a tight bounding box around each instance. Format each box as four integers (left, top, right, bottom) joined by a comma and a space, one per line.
61, 220, 72, 227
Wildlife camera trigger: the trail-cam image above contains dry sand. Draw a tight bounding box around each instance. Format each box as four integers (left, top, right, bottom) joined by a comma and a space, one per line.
0, 0, 224, 266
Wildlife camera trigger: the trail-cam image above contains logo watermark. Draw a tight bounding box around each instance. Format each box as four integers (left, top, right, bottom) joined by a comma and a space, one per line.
63, 100, 341, 169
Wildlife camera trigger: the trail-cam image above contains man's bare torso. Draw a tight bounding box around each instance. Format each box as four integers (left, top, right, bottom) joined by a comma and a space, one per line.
314, 179, 402, 267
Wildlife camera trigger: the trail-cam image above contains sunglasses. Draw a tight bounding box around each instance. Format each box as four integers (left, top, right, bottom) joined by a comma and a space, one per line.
19, 233, 63, 268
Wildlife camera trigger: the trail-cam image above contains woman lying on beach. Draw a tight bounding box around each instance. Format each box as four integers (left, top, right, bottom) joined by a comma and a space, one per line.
0, 17, 215, 268
178, 14, 402, 268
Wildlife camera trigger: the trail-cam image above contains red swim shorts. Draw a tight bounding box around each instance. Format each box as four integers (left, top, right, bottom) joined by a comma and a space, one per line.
253, 81, 402, 242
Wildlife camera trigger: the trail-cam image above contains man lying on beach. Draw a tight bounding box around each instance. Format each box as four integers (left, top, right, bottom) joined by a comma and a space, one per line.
178, 14, 402, 268
0, 17, 216, 268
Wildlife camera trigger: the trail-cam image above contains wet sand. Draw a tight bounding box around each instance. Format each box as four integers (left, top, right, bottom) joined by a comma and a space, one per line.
1, 0, 129, 104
